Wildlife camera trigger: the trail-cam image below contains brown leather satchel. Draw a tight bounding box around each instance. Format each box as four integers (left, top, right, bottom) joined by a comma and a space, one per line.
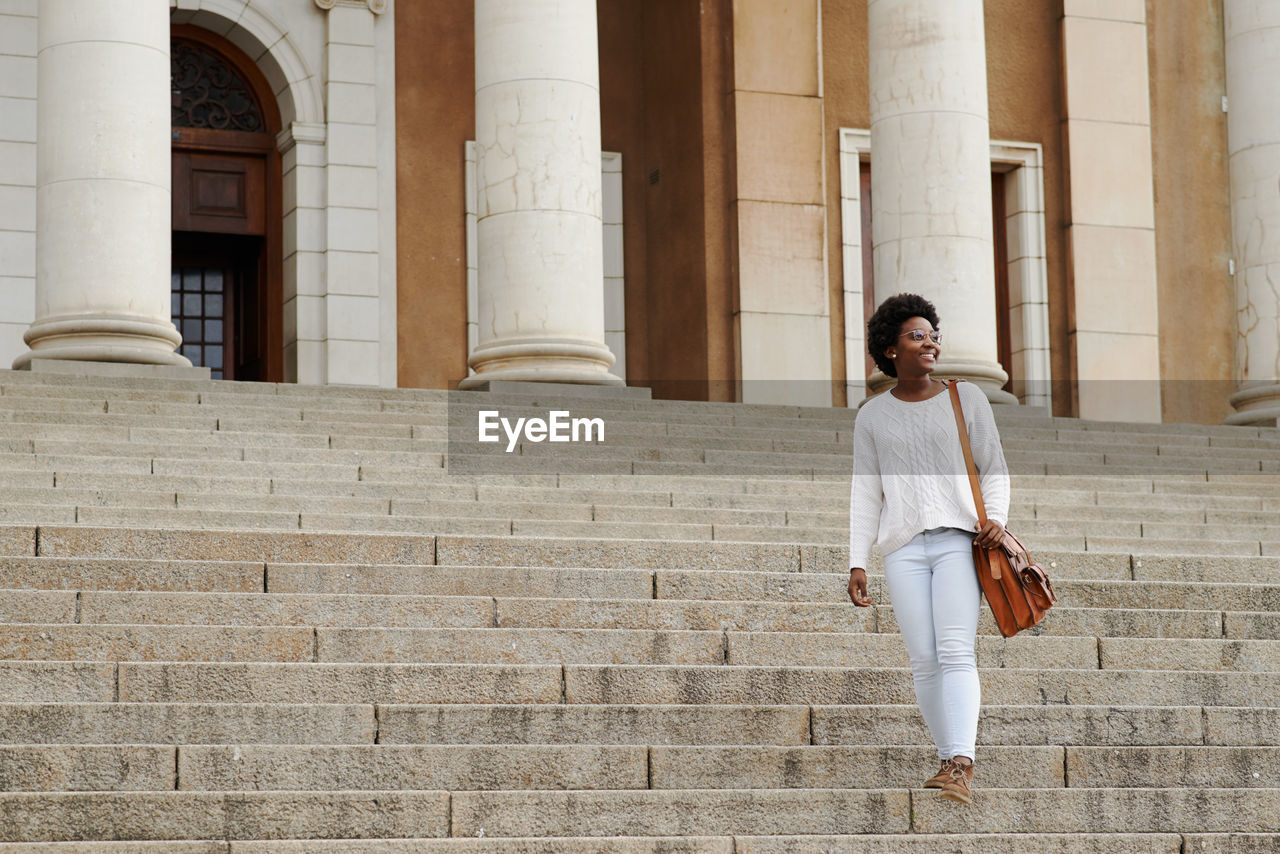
946, 380, 1057, 637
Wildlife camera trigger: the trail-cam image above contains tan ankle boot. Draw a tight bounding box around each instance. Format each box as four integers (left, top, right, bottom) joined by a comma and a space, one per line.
923, 758, 955, 789
938, 756, 974, 804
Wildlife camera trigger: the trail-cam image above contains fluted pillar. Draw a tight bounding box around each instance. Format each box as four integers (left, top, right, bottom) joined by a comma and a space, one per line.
1225, 0, 1280, 425
867, 0, 1013, 403
459, 0, 620, 388
14, 0, 188, 369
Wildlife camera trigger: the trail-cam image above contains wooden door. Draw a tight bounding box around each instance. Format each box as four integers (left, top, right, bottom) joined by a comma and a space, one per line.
170, 26, 282, 382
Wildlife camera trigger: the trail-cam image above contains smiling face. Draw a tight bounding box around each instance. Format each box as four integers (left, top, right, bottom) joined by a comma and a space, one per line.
885, 316, 941, 378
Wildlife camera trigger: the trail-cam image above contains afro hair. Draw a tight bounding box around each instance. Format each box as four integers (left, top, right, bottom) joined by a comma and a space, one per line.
867, 293, 940, 378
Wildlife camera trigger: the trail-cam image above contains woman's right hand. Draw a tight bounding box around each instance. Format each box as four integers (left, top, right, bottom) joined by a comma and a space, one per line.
848, 568, 872, 607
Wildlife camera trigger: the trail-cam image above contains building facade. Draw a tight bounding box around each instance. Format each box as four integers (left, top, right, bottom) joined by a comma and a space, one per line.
0, 0, 1275, 425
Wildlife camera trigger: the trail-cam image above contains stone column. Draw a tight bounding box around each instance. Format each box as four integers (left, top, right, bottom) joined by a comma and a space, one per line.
1225, 0, 1280, 425
866, 0, 1014, 403
13, 0, 188, 369
460, 0, 621, 388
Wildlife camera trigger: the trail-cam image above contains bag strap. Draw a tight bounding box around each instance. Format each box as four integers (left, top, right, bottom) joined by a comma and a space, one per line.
946, 380, 988, 528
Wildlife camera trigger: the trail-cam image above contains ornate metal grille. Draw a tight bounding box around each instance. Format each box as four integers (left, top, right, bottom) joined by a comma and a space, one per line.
171, 41, 264, 133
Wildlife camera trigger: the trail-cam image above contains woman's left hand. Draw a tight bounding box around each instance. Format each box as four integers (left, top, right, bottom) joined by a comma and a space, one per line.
973, 519, 1005, 549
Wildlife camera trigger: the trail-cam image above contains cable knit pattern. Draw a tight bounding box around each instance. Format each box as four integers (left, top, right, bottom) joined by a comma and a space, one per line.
849, 381, 1010, 570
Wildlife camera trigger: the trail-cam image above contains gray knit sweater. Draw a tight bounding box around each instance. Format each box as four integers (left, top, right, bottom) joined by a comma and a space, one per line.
849, 381, 1011, 569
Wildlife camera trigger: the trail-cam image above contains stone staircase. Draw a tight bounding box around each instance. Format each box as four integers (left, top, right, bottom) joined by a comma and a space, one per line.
0, 367, 1276, 852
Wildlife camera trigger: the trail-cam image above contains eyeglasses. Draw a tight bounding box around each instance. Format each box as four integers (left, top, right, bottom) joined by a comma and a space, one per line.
899, 330, 942, 344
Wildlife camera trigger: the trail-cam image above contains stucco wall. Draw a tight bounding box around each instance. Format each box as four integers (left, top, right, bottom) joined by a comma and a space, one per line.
820, 0, 869, 408
1146, 0, 1234, 424
394, 0, 472, 390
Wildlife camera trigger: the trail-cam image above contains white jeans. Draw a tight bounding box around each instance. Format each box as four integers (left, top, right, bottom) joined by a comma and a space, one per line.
883, 526, 981, 760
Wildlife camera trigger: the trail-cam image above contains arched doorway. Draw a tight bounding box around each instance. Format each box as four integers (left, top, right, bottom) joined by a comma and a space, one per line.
170, 25, 282, 381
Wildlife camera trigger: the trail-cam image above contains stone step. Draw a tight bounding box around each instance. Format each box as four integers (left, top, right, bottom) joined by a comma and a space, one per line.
0, 662, 565, 704
0, 624, 315, 663
651, 565, 1279, 613
477, 485, 674, 506
131, 428, 333, 448
76, 508, 306, 531
0, 841, 232, 853
3, 701, 1247, 749
0, 745, 176, 791
664, 745, 1280, 789
1065, 745, 1280, 787
24, 526, 437, 565
312, 627, 727, 665
721, 633, 1097, 669
0, 383, 204, 403
169, 745, 657, 793
5, 584, 1267, 640
1098, 637, 1280, 671
431, 535, 822, 573
57, 742, 1249, 798
28, 441, 248, 461
70, 508, 513, 537
745, 834, 1275, 854
0, 453, 156, 475
6, 661, 1265, 706
1227, 611, 1280, 638
150, 589, 867, 634
0, 558, 267, 593
15, 548, 1272, 601
270, 563, 656, 599
1016, 474, 1280, 497
1128, 554, 1280, 584
0, 702, 377, 745
0, 790, 451, 843
1025, 504, 1206, 523
0, 700, 1271, 749
75, 591, 496, 629
16, 496, 1280, 546
0, 833, 1237, 854
559, 665, 1280, 707
52, 473, 273, 495
10, 396, 1269, 463
0, 590, 76, 623
380, 703, 1271, 747
178, 495, 395, 515
1050, 579, 1280, 613
444, 788, 1280, 837
114, 744, 1073, 793
0, 488, 181, 510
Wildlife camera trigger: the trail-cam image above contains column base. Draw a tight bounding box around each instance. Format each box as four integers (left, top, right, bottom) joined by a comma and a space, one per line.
13, 314, 191, 370
459, 337, 623, 390
1225, 382, 1280, 427
866, 357, 1019, 405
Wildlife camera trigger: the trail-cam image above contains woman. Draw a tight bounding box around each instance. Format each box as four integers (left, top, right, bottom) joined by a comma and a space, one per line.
846, 292, 1010, 805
